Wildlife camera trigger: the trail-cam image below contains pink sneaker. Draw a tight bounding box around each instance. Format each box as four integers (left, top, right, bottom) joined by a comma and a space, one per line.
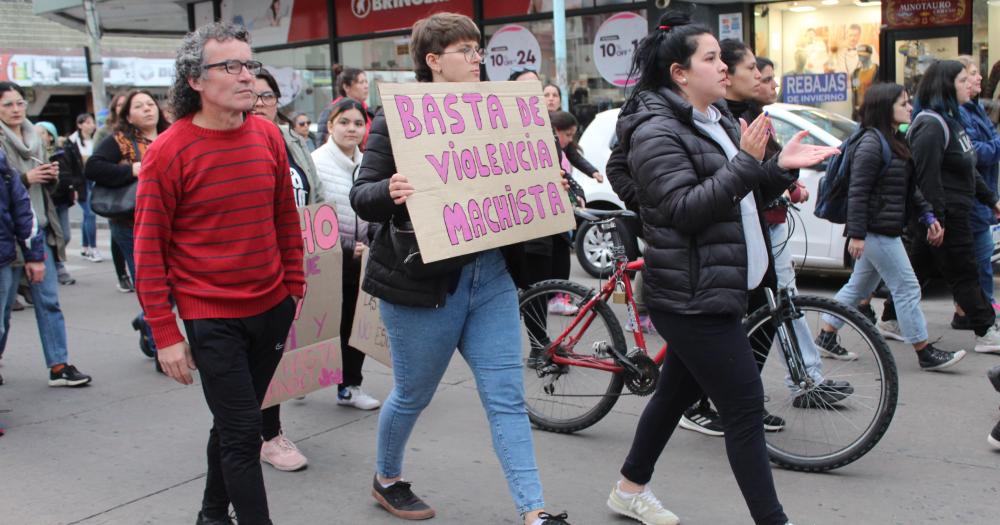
547, 294, 579, 316
261, 432, 308, 471
992, 303, 1000, 312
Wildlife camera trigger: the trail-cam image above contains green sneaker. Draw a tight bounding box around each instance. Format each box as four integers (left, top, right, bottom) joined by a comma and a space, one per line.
607, 483, 679, 525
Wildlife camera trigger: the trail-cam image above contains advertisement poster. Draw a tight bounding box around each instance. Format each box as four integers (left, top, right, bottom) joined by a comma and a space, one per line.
485, 25, 542, 81
719, 13, 743, 42
782, 73, 849, 104
592, 12, 647, 87
0, 54, 88, 86
221, 0, 328, 47
263, 203, 343, 409
378, 80, 575, 263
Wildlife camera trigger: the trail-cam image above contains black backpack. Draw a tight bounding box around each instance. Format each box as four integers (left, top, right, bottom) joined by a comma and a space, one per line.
814, 128, 891, 224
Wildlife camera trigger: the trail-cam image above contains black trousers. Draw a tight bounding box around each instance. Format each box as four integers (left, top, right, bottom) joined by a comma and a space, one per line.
523, 237, 572, 353
260, 251, 368, 440
621, 311, 788, 525
185, 296, 296, 525
882, 210, 995, 335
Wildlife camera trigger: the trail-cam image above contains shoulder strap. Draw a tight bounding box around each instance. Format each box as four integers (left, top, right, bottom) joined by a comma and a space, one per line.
909, 110, 951, 149
870, 129, 892, 177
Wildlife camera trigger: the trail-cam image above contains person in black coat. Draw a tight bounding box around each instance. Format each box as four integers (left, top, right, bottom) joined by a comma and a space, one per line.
814, 83, 966, 372
605, 12, 838, 525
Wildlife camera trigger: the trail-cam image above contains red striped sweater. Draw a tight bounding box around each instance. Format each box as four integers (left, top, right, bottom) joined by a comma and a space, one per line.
134, 114, 305, 348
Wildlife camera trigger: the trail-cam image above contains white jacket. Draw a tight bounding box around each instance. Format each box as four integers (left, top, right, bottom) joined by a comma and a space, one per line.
312, 141, 368, 251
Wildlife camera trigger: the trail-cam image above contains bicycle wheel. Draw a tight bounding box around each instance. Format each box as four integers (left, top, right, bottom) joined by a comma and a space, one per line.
518, 279, 626, 433
745, 295, 898, 472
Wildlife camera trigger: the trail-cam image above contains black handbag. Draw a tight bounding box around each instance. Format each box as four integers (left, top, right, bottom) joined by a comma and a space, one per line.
388, 219, 473, 280
90, 138, 139, 220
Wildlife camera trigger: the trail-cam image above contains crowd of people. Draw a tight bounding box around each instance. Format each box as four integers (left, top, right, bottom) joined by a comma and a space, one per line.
0, 7, 999, 525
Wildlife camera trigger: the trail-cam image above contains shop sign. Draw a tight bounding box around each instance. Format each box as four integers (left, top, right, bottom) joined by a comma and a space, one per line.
592, 12, 647, 87
485, 25, 542, 81
782, 73, 848, 104
336, 0, 473, 37
882, 0, 971, 29
104, 58, 175, 87
0, 54, 88, 86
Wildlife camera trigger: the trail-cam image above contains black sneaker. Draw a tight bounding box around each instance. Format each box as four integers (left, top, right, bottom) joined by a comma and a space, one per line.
372, 475, 435, 520
815, 331, 859, 361
57, 271, 76, 285
679, 402, 724, 437
857, 303, 877, 325
763, 410, 785, 432
48, 364, 92, 387
133, 317, 156, 358
792, 379, 854, 408
195, 510, 233, 525
990, 420, 1000, 450
118, 275, 135, 293
916, 344, 966, 371
539, 511, 571, 524
951, 313, 975, 331
988, 365, 1000, 393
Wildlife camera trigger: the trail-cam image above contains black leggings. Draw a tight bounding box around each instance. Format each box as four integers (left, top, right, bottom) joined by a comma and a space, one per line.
621, 311, 788, 525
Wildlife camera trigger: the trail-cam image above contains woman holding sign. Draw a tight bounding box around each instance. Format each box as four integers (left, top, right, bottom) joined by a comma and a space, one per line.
350, 12, 570, 525
605, 12, 838, 525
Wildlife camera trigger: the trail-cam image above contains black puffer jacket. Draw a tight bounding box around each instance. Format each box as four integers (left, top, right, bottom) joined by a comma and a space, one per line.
845, 129, 932, 239
618, 88, 795, 316
349, 110, 527, 308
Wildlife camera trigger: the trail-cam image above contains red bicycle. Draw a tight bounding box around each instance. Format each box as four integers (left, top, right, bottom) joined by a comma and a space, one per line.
519, 208, 897, 472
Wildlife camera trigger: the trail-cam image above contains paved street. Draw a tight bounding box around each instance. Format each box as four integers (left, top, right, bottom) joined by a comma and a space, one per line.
1, 234, 999, 525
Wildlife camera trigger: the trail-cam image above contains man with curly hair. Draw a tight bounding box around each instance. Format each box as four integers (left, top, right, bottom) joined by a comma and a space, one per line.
133, 22, 304, 525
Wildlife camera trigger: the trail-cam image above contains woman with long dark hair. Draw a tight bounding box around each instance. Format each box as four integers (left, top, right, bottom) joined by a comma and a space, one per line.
907, 60, 1000, 353
605, 12, 837, 525
815, 83, 963, 370
85, 89, 169, 366
350, 12, 569, 525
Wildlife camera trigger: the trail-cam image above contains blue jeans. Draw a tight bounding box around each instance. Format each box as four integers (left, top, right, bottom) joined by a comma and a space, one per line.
973, 228, 994, 304
109, 222, 153, 349
56, 205, 71, 274
0, 264, 19, 357
824, 233, 928, 344
377, 249, 544, 516
81, 183, 97, 248
23, 243, 70, 367
768, 223, 823, 384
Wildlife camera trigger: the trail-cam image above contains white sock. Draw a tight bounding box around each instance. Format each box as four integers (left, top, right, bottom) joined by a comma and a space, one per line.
379, 477, 399, 489
616, 480, 641, 498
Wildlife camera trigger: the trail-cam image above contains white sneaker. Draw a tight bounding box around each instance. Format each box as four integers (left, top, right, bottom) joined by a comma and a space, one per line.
607, 483, 679, 525
87, 249, 104, 262
878, 320, 905, 342
547, 295, 579, 316
337, 386, 381, 410
260, 432, 308, 471
974, 325, 1000, 354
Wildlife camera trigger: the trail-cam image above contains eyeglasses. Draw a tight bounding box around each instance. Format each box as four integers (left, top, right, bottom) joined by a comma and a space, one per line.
1, 100, 28, 110
203, 59, 263, 76
439, 46, 485, 64
255, 92, 278, 106
296, 120, 310, 126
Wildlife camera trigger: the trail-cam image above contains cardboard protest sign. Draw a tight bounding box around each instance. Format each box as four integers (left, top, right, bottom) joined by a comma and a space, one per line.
263, 203, 343, 409
379, 80, 576, 263
348, 247, 392, 368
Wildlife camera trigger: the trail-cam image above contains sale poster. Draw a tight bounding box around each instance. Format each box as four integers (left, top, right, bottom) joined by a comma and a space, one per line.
592, 12, 647, 87
486, 25, 542, 81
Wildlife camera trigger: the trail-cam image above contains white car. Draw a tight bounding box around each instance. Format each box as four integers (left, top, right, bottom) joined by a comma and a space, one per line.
572, 103, 861, 277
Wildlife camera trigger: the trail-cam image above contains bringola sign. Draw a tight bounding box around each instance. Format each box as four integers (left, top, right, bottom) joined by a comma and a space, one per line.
379, 81, 576, 263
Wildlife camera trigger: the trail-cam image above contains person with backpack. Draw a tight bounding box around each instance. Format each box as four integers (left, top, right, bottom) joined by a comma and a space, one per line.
814, 83, 965, 370
908, 60, 1000, 353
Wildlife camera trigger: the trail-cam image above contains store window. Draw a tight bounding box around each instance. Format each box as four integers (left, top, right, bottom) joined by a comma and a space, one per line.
974, 0, 1000, 109
485, 0, 641, 18
484, 10, 645, 130
256, 44, 331, 123
338, 36, 418, 110
753, 1, 882, 119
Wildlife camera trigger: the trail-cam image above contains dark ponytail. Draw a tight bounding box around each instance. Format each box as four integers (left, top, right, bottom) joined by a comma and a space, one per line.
626, 11, 712, 103
719, 39, 752, 73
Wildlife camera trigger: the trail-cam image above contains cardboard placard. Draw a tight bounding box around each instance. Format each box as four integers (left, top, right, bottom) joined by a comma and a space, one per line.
263, 203, 343, 409
348, 247, 392, 368
378, 80, 576, 263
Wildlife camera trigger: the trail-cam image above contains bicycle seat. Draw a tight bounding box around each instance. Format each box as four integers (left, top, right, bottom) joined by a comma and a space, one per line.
574, 208, 637, 222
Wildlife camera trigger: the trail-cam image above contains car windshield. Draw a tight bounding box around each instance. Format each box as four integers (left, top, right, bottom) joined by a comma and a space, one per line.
787, 108, 858, 141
